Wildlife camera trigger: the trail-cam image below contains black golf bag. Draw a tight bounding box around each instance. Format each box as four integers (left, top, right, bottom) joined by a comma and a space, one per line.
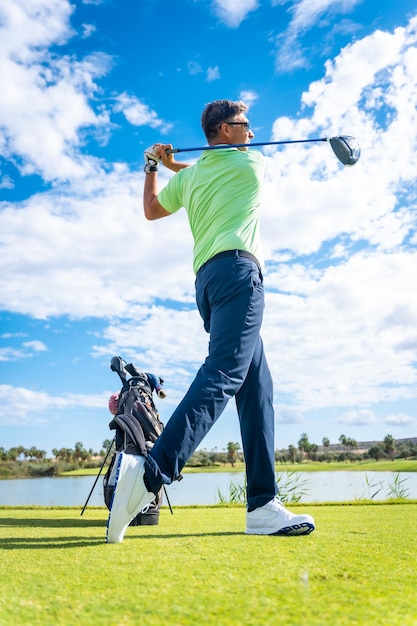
103, 356, 166, 526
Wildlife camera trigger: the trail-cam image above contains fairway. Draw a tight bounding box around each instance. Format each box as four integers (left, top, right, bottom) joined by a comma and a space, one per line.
0, 504, 416, 625
63, 458, 417, 476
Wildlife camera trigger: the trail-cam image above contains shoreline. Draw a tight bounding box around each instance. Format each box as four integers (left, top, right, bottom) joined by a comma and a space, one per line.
1, 458, 416, 480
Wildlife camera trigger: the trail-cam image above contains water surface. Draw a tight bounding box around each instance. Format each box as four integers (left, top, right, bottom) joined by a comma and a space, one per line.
0, 471, 416, 507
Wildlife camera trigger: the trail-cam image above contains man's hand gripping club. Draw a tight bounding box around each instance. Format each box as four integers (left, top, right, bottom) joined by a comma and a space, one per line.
144, 143, 189, 174
144, 145, 161, 174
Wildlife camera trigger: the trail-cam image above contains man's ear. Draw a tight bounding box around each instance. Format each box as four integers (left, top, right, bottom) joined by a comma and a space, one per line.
218, 122, 232, 140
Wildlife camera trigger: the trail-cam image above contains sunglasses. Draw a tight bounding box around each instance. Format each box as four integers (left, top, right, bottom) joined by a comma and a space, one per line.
219, 121, 251, 131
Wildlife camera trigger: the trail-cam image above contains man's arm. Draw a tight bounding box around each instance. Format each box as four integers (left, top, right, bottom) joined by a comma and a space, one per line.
143, 143, 190, 221
143, 171, 171, 221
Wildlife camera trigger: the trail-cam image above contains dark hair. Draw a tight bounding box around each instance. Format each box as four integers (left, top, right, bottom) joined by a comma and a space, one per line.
201, 99, 248, 140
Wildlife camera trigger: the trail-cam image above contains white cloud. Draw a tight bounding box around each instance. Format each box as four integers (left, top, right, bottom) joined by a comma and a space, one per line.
81, 23, 96, 38
335, 409, 378, 426
283, 0, 362, 32
0, 162, 197, 318
212, 0, 259, 27
262, 18, 417, 260
113, 93, 172, 132
385, 414, 416, 426
276, 406, 304, 424
22, 341, 47, 352
0, 0, 74, 53
207, 66, 221, 82
0, 340, 47, 362
0, 174, 14, 189
0, 0, 113, 181
187, 61, 203, 75
262, 249, 417, 410
239, 90, 258, 108
0, 384, 109, 425
273, 0, 364, 71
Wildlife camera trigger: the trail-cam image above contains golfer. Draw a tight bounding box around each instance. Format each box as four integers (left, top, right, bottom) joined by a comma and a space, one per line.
106, 99, 315, 543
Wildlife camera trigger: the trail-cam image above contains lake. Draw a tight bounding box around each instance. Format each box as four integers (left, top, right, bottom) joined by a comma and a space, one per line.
0, 471, 416, 507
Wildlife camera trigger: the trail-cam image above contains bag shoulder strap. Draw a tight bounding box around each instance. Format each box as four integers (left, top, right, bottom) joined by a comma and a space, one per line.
109, 413, 147, 456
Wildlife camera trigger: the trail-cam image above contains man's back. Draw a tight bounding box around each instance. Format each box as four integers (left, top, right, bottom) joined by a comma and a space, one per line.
158, 147, 265, 273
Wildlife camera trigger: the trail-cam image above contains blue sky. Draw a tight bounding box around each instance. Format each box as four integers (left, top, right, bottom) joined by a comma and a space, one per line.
1, 0, 417, 457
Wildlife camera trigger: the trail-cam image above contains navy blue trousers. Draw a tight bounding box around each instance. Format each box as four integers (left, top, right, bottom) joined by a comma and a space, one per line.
145, 251, 278, 510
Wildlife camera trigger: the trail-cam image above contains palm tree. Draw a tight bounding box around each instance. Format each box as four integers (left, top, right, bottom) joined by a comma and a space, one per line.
7, 447, 22, 461
35, 449, 46, 461
347, 438, 357, 452
310, 443, 318, 460
322, 437, 330, 449
102, 439, 113, 456
74, 441, 85, 462
28, 446, 39, 461
383, 434, 396, 460
227, 442, 240, 467
288, 444, 297, 463
339, 434, 348, 454
298, 433, 311, 460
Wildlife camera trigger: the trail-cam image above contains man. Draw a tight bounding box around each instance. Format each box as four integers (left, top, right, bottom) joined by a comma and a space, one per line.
106, 99, 315, 543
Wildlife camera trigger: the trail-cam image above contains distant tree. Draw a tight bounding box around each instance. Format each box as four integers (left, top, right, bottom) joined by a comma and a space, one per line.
396, 441, 412, 459
298, 433, 311, 459
55, 448, 73, 462
322, 437, 330, 449
339, 434, 348, 452
102, 439, 114, 455
227, 442, 240, 467
368, 445, 384, 462
347, 438, 357, 453
28, 446, 39, 461
309, 443, 319, 460
74, 441, 85, 462
383, 434, 396, 460
35, 449, 46, 461
7, 446, 23, 461
288, 444, 297, 463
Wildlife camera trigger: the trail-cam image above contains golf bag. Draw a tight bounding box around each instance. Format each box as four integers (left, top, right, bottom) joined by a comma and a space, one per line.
103, 357, 166, 526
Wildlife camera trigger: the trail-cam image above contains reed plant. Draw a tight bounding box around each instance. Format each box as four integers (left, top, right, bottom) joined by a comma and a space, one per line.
360, 472, 410, 500
217, 471, 309, 504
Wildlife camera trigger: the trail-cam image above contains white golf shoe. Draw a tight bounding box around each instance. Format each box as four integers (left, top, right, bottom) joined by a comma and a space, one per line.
246, 497, 315, 536
106, 452, 155, 544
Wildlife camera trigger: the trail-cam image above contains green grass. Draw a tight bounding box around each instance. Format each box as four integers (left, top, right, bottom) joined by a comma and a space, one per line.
273, 459, 417, 472
62, 458, 417, 476
0, 504, 416, 625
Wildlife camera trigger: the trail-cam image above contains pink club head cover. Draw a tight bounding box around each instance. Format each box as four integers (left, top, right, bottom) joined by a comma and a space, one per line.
108, 392, 120, 416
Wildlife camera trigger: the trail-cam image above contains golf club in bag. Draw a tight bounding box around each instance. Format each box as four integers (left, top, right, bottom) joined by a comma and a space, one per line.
167, 135, 361, 167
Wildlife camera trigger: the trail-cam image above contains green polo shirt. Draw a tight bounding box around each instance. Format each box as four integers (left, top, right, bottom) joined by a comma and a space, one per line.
158, 148, 265, 274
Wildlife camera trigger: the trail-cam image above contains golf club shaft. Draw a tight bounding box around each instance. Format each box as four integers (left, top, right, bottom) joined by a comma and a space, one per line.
167, 137, 328, 154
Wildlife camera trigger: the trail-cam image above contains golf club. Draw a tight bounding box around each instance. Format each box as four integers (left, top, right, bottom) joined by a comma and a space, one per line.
167, 135, 361, 167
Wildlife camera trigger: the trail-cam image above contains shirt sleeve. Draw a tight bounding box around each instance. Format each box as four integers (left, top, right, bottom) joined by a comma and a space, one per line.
157, 171, 184, 214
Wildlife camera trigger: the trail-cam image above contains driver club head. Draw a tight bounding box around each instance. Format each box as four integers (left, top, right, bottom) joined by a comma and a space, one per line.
329, 135, 361, 166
